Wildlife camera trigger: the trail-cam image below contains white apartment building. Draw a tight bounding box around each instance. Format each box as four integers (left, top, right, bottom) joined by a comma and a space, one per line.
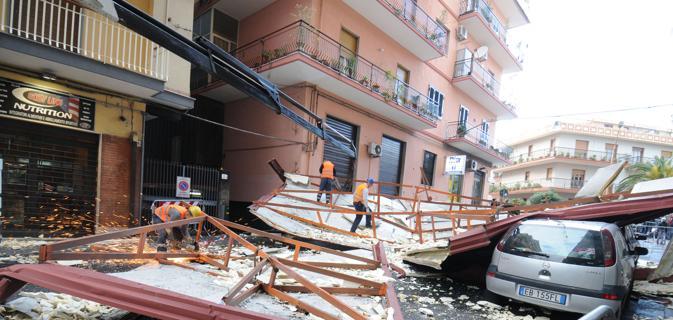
492, 121, 673, 199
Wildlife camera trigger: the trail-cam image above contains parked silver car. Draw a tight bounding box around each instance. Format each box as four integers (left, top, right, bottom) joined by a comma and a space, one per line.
486, 219, 648, 316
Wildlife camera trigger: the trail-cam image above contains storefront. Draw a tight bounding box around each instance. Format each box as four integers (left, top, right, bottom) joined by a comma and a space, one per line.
0, 72, 145, 237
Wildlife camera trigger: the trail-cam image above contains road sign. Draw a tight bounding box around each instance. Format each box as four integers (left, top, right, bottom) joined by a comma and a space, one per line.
444, 155, 466, 175
176, 176, 191, 198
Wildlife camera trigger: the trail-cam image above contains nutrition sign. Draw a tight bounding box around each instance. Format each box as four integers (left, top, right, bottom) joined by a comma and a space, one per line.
0, 77, 95, 130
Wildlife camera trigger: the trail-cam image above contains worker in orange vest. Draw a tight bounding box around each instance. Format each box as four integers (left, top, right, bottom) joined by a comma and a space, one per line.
317, 160, 337, 204
153, 201, 204, 252
350, 178, 374, 233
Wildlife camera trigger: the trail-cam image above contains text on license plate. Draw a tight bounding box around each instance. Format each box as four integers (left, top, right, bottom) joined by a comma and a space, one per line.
518, 286, 567, 305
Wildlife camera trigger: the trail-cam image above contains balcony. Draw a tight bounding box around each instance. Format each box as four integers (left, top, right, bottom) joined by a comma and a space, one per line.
195, 21, 440, 130
493, 0, 530, 28
453, 53, 516, 119
498, 147, 626, 171
491, 177, 584, 196
458, 0, 523, 72
0, 0, 193, 109
342, 0, 448, 60
445, 123, 512, 165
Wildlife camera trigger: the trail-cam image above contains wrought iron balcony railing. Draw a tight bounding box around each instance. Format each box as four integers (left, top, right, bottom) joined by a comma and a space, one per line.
446, 123, 512, 158
1, 0, 169, 80
232, 21, 440, 122
381, 0, 449, 53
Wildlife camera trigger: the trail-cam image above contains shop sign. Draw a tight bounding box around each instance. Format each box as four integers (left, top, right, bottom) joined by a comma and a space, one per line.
444, 155, 466, 175
176, 176, 191, 198
0, 77, 95, 130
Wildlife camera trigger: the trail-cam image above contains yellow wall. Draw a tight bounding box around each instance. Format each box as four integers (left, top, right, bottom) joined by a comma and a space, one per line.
127, 0, 154, 14
0, 70, 145, 140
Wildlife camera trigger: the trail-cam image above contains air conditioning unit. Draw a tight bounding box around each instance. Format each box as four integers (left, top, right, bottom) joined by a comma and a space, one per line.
456, 25, 468, 41
469, 159, 479, 171
475, 46, 488, 62
368, 142, 382, 157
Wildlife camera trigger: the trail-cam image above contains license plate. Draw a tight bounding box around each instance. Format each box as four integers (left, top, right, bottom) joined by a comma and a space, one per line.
518, 285, 567, 305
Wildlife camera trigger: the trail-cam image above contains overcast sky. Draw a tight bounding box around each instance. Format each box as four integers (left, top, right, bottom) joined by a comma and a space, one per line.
497, 0, 673, 144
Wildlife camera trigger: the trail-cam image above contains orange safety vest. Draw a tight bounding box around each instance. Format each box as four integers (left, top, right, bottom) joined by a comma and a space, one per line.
321, 161, 335, 179
353, 183, 368, 204
154, 204, 188, 222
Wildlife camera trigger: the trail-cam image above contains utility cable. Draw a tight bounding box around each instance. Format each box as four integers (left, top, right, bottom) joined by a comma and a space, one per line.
181, 112, 307, 145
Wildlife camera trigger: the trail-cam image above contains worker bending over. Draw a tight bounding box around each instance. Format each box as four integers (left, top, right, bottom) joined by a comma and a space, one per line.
153, 202, 204, 252
317, 160, 336, 204
350, 178, 374, 232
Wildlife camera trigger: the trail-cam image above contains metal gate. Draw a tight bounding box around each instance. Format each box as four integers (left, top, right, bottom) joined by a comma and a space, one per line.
141, 158, 225, 224
379, 135, 404, 195
323, 116, 358, 191
0, 118, 98, 237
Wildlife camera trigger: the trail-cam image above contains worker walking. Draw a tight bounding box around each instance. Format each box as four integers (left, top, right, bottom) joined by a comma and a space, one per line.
317, 160, 336, 204
350, 178, 374, 233
153, 201, 204, 252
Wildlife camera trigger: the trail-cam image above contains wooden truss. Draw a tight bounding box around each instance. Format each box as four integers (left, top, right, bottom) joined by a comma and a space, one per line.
38, 215, 403, 320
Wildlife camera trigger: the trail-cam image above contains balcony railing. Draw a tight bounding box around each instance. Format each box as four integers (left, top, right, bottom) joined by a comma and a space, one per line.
381, 0, 449, 53
460, 0, 507, 43
1, 0, 169, 80
446, 123, 512, 157
491, 177, 585, 193
233, 21, 440, 122
507, 147, 632, 165
459, 0, 524, 63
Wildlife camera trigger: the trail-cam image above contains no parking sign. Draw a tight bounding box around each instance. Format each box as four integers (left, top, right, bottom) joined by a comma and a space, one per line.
176, 176, 191, 198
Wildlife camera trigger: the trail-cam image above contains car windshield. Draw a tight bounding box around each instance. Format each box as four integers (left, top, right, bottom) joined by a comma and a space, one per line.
502, 224, 605, 267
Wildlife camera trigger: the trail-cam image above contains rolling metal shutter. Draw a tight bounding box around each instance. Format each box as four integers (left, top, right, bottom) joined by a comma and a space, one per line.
379, 136, 404, 195
323, 116, 357, 191
0, 118, 98, 237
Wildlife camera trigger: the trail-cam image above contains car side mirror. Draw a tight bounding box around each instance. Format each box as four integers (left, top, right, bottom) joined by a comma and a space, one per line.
632, 247, 648, 256
635, 234, 647, 241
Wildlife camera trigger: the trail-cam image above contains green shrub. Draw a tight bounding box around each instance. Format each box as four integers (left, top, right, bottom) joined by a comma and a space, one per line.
528, 191, 564, 205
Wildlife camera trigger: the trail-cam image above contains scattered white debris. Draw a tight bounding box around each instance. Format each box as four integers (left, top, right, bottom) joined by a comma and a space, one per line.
419, 307, 434, 317
417, 296, 437, 304
458, 294, 470, 300
477, 300, 502, 310
633, 280, 673, 296
3, 292, 126, 319
439, 297, 454, 305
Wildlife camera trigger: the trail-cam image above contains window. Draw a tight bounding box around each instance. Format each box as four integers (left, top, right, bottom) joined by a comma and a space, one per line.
422, 151, 437, 185
571, 169, 586, 189
662, 151, 672, 159
546, 168, 553, 180
458, 105, 469, 126
524, 171, 530, 181
212, 10, 239, 51
339, 28, 359, 78
605, 143, 617, 161
527, 145, 533, 157
632, 147, 644, 163
479, 121, 489, 146
575, 140, 589, 159
427, 86, 445, 117
396, 65, 410, 105
549, 138, 556, 151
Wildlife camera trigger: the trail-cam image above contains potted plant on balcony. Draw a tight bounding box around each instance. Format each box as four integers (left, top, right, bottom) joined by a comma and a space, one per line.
372, 83, 381, 92
457, 123, 467, 137
346, 56, 357, 79
360, 76, 370, 87
261, 50, 272, 63
273, 48, 286, 59
381, 91, 393, 102
410, 94, 420, 110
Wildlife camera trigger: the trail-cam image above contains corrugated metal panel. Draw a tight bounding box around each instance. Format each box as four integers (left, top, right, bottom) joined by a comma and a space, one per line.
323, 117, 357, 191
379, 136, 404, 195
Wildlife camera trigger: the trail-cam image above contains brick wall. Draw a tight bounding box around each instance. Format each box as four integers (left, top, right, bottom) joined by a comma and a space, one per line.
98, 134, 133, 230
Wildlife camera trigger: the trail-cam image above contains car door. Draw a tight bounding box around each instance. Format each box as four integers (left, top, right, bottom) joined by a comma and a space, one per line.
613, 230, 634, 289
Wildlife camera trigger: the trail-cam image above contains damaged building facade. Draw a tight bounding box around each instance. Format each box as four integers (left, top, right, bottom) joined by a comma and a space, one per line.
0, 0, 194, 236
190, 0, 530, 206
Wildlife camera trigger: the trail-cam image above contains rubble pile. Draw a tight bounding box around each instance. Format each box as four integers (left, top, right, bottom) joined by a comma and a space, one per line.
2, 292, 127, 320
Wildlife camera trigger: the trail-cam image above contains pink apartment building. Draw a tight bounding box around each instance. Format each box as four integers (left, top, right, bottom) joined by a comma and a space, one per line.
190, 0, 529, 204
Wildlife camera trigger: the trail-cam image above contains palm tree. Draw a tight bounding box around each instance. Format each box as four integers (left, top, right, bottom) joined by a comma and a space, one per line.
616, 156, 673, 192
